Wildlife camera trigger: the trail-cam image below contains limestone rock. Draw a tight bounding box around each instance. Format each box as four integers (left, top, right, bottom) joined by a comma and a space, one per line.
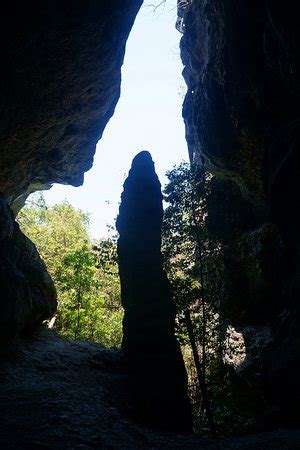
2, 328, 299, 448
180, 0, 300, 424
223, 326, 246, 371
181, 0, 298, 207
0, 1, 142, 212
116, 151, 192, 434
0, 0, 142, 344
222, 223, 284, 326
223, 325, 274, 390
0, 197, 56, 345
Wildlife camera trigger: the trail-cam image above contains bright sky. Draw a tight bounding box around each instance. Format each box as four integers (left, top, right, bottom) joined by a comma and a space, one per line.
44, 1, 188, 238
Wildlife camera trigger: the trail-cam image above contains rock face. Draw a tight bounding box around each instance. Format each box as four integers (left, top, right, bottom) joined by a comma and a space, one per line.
0, 197, 56, 346
116, 151, 192, 434
0, 0, 142, 212
180, 0, 300, 424
2, 328, 299, 449
0, 1, 142, 342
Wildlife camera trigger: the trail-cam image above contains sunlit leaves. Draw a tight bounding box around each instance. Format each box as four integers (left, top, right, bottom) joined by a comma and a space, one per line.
18, 194, 123, 347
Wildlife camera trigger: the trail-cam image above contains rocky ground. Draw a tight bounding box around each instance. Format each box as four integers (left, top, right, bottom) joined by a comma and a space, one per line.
0, 328, 299, 449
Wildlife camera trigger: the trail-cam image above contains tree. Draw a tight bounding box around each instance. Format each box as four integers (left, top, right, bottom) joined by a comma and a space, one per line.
162, 162, 220, 435
17, 194, 123, 347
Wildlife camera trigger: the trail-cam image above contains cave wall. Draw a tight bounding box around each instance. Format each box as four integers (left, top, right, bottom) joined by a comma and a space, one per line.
0, 1, 142, 212
0, 198, 56, 347
1, 0, 299, 427
180, 0, 299, 424
0, 1, 142, 343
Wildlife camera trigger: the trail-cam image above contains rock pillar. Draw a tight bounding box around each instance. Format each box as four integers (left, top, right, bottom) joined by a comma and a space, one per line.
116, 151, 192, 433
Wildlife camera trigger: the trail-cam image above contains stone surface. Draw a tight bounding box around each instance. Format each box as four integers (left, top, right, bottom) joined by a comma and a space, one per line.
223, 325, 273, 390
222, 223, 284, 327
223, 326, 246, 371
181, 0, 298, 207
0, 328, 299, 449
0, 1, 142, 342
0, 1, 142, 213
0, 197, 56, 346
116, 151, 192, 434
180, 0, 300, 425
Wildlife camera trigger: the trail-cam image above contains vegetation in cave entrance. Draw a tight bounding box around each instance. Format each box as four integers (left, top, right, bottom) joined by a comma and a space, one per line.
162, 163, 264, 435
162, 162, 220, 433
18, 194, 123, 347
16, 165, 263, 436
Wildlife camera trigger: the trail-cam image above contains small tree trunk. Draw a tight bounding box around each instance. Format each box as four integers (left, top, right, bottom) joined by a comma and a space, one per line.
191, 208, 207, 377
74, 281, 82, 340
184, 309, 217, 437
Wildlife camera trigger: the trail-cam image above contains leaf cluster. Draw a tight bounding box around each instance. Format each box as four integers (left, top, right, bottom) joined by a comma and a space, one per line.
18, 193, 123, 347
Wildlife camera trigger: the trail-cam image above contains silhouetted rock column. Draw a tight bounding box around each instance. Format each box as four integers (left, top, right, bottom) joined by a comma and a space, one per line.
116, 151, 192, 434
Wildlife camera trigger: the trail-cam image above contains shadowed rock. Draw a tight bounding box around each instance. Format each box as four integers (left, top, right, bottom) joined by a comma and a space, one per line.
0, 0, 141, 345
180, 0, 300, 424
0, 197, 57, 346
116, 151, 192, 434
0, 1, 142, 212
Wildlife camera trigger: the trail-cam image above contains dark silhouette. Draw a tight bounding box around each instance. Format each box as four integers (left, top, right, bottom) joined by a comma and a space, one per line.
116, 151, 192, 434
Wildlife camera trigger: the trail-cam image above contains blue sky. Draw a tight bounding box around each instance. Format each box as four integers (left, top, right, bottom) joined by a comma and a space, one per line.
44, 1, 188, 238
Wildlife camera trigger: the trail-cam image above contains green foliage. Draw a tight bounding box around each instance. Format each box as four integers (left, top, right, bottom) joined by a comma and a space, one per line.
162, 162, 219, 345
163, 163, 206, 311
18, 193, 123, 347
162, 163, 264, 436
162, 163, 231, 434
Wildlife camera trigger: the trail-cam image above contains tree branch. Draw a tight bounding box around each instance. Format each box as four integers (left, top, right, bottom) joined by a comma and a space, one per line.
144, 0, 166, 12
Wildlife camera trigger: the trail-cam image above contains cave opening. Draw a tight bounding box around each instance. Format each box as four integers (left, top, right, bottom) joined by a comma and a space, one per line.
15, 1, 189, 348
1, 0, 299, 446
